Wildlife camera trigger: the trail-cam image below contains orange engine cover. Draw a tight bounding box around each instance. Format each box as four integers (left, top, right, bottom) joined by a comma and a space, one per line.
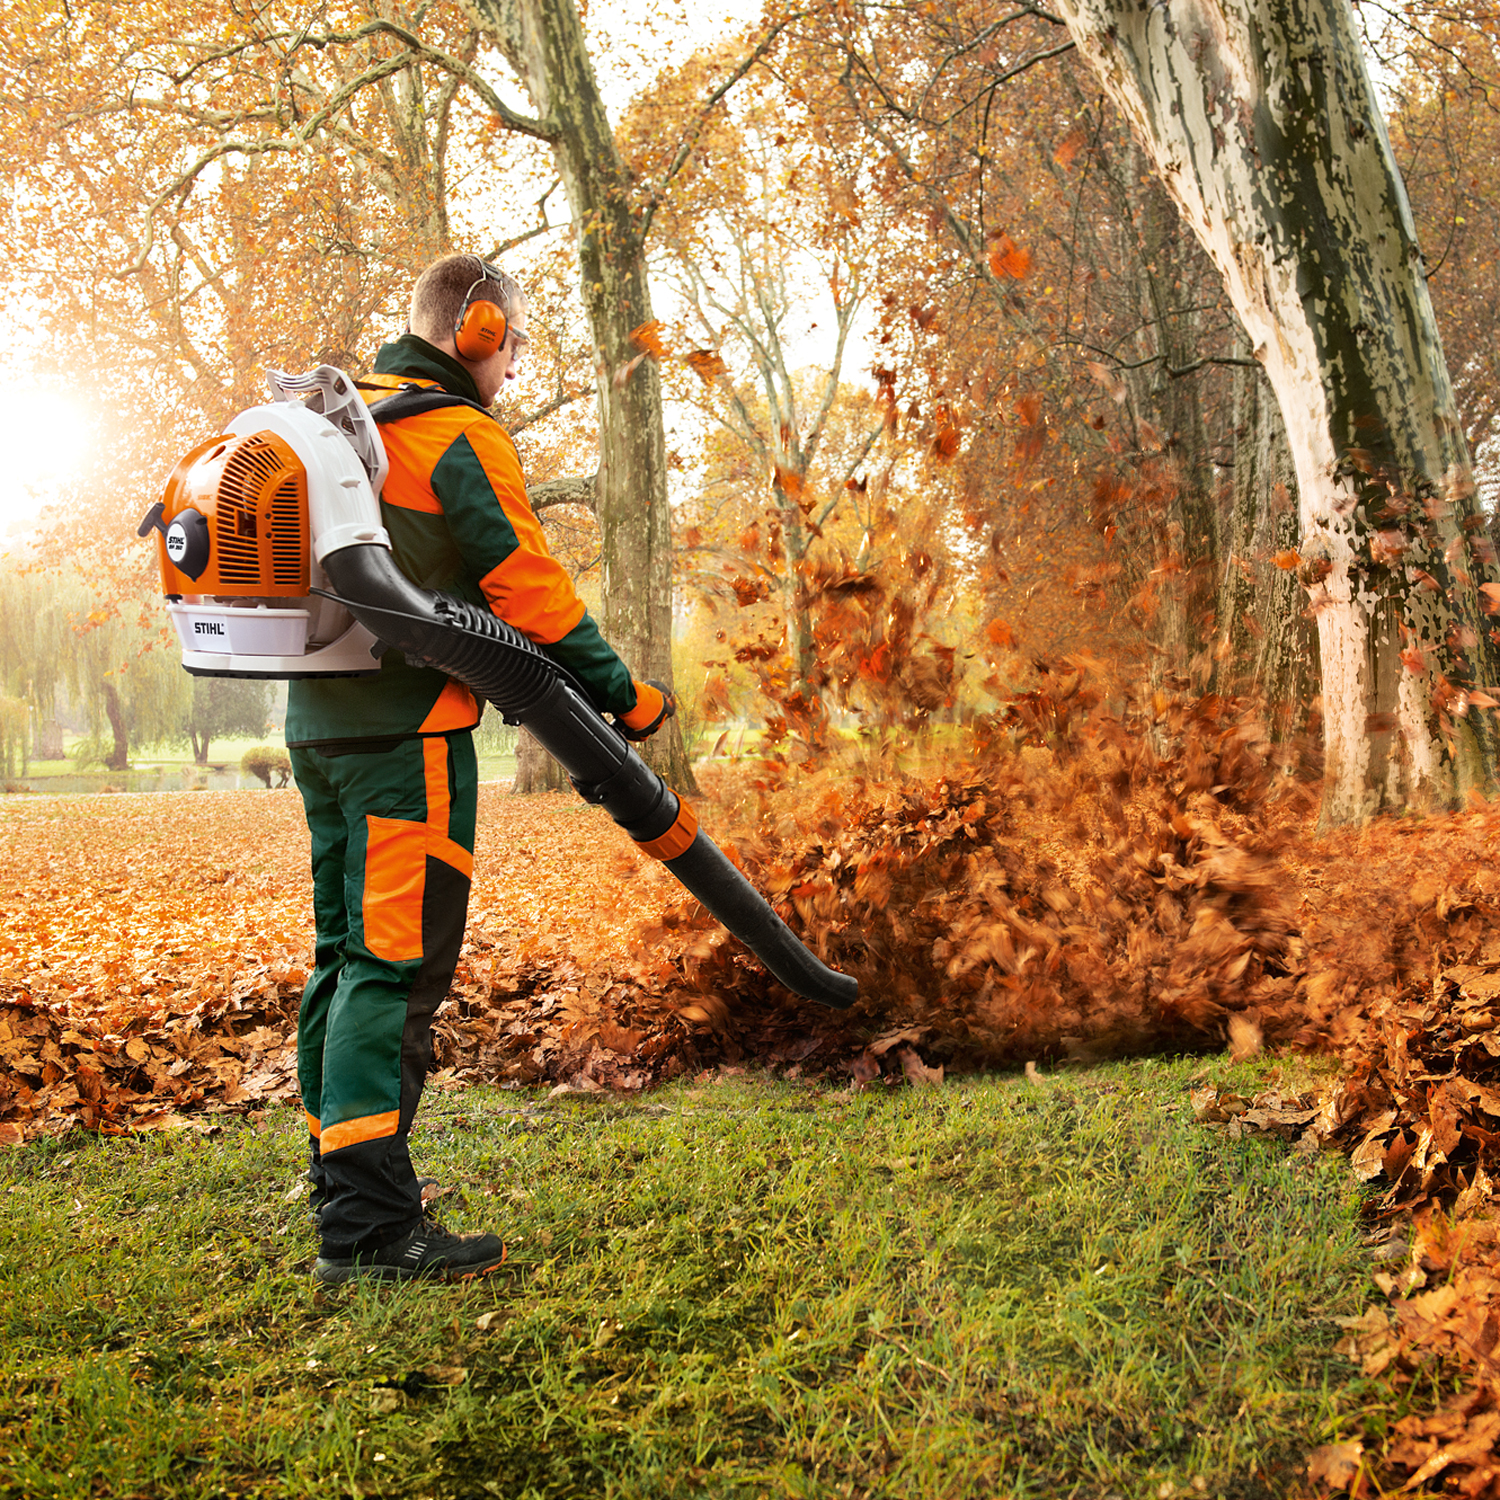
157, 429, 309, 596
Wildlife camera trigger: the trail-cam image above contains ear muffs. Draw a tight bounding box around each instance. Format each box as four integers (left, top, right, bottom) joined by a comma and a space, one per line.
454, 294, 508, 361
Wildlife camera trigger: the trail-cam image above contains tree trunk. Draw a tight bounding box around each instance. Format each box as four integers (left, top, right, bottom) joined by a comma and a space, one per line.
32, 712, 62, 760
101, 679, 128, 772
1217, 354, 1320, 736
475, 0, 697, 795
1123, 145, 1221, 688
511, 727, 569, 794
1053, 0, 1500, 824
778, 491, 827, 742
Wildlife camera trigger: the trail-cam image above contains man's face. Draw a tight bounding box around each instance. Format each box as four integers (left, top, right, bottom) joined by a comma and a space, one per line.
474, 299, 529, 405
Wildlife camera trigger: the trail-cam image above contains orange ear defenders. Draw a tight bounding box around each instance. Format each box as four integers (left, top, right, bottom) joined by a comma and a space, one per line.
453, 257, 509, 361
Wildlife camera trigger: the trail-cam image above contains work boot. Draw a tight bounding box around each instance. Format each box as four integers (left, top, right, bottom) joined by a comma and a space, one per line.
314, 1219, 507, 1286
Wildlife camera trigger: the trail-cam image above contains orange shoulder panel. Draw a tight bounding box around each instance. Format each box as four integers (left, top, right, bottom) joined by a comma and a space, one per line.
362, 378, 462, 517
464, 423, 588, 646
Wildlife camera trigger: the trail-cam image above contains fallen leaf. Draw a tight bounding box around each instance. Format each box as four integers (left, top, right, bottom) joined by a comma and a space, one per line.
685, 349, 727, 382
1228, 1012, 1262, 1062
868, 1027, 928, 1057
596, 1021, 644, 1055
896, 1046, 943, 1087
1351, 1129, 1390, 1182
612, 351, 647, 388
629, 320, 668, 357
1306, 1439, 1363, 1489
987, 231, 1032, 279
1052, 128, 1087, 168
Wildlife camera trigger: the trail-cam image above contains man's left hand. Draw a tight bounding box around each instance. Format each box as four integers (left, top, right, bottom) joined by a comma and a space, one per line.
617, 679, 676, 741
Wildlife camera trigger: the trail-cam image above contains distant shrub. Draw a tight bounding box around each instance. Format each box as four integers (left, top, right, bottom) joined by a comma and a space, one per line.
241, 745, 292, 788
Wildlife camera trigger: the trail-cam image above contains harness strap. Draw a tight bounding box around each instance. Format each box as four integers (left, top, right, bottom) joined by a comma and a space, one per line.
354, 381, 493, 426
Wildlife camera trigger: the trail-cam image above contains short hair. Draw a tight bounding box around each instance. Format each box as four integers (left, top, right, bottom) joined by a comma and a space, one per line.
409, 253, 524, 344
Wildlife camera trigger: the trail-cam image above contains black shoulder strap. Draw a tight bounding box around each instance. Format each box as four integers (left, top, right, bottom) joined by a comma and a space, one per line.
355, 381, 492, 427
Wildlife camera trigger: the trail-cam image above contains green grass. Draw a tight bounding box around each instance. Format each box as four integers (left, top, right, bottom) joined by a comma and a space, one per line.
0, 1059, 1408, 1499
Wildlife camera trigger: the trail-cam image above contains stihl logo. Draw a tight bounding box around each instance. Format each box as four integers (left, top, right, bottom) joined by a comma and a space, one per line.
193, 621, 226, 637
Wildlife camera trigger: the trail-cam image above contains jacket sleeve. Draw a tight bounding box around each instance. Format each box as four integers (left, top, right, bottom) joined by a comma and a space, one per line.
429, 417, 637, 717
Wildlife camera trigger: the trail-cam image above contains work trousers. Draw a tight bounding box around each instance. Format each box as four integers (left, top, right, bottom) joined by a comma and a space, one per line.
289, 731, 477, 1256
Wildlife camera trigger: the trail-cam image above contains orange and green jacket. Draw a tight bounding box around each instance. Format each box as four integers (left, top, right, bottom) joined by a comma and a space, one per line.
287, 336, 635, 748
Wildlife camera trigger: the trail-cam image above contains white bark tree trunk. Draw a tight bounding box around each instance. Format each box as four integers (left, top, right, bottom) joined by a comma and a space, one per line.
1218, 350, 1320, 729
1052, 0, 1500, 823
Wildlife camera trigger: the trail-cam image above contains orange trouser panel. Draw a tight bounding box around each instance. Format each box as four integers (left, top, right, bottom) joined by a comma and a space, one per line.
423, 736, 474, 876
321, 1110, 401, 1155
424, 736, 450, 837
362, 740, 475, 961
362, 817, 427, 962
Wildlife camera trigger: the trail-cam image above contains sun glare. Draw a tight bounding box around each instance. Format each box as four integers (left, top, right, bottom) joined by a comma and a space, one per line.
0, 390, 92, 534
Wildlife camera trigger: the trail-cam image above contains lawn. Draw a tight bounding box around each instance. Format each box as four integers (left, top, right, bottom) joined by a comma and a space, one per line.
0, 1060, 1411, 1500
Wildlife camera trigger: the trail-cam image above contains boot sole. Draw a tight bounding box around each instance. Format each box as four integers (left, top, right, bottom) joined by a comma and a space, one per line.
313, 1247, 507, 1287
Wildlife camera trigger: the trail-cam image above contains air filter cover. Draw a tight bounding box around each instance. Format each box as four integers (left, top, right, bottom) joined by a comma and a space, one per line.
156, 430, 309, 596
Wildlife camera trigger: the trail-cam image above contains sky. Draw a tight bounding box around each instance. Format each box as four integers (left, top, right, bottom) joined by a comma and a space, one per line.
0, 388, 94, 541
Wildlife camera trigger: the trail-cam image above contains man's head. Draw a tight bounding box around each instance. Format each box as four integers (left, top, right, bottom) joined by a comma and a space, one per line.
409, 253, 528, 404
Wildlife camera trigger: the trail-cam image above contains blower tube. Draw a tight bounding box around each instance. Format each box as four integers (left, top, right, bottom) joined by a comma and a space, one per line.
319, 544, 858, 1010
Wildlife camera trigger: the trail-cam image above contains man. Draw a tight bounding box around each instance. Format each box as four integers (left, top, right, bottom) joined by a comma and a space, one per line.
287, 254, 671, 1285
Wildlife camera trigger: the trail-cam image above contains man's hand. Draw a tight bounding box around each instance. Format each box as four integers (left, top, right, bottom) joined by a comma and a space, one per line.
617, 679, 676, 741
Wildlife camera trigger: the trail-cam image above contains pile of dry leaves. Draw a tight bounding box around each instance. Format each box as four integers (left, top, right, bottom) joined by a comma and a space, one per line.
0, 978, 299, 1146
1182, 797, 1500, 1498
636, 692, 1303, 1078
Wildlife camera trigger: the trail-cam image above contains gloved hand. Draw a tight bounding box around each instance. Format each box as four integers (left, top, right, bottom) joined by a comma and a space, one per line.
617, 678, 676, 741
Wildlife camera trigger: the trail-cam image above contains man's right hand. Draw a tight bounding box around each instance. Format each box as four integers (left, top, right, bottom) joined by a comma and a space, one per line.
617, 679, 676, 741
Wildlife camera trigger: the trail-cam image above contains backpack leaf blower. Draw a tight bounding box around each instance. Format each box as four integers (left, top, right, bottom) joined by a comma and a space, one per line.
140, 367, 858, 1010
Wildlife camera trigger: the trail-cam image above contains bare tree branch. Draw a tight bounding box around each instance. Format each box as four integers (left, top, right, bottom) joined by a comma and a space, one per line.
289, 19, 555, 140
1059, 341, 1261, 377
526, 475, 597, 512
506, 377, 591, 435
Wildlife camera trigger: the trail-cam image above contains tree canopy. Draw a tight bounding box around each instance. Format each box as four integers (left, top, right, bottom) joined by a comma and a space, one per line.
0, 0, 1494, 821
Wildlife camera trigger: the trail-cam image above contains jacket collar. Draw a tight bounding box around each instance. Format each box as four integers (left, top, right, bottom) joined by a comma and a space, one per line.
371, 333, 485, 407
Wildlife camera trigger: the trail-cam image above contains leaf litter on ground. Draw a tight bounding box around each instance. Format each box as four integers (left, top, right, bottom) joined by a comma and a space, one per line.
6, 679, 1500, 1491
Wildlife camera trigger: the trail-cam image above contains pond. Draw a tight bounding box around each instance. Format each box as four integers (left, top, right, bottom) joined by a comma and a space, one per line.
3, 763, 263, 796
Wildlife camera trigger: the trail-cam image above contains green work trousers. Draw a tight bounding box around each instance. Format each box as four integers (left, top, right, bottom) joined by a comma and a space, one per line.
290, 731, 477, 1255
